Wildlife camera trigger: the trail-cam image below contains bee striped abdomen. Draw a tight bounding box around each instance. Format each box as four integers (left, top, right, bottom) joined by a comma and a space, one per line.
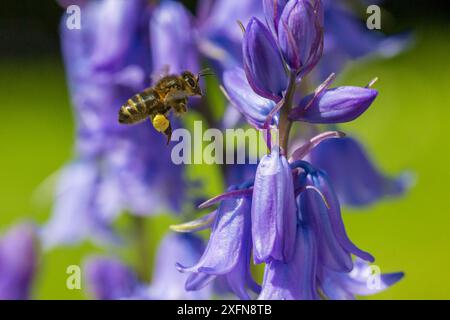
118, 89, 161, 124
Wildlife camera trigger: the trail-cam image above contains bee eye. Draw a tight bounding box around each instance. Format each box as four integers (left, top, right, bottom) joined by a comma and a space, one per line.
186, 78, 196, 87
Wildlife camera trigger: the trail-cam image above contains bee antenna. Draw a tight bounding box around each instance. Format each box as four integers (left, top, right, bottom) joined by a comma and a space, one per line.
198, 68, 215, 78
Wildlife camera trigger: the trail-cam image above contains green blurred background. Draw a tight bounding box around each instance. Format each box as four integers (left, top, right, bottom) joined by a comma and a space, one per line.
0, 1, 449, 299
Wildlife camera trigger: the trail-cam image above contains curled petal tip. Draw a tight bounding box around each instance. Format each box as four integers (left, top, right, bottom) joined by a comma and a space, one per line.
198, 188, 252, 209
170, 211, 217, 233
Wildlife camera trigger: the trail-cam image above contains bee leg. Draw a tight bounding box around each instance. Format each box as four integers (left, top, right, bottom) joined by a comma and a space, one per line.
172, 98, 188, 116
151, 113, 172, 145
164, 123, 172, 145
152, 114, 170, 132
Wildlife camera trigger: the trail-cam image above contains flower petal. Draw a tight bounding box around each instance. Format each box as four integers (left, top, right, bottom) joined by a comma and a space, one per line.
290, 86, 378, 123
251, 150, 297, 264
258, 224, 318, 300
243, 18, 287, 101
263, 0, 288, 36
223, 68, 276, 129
151, 1, 199, 74
278, 0, 324, 74
310, 137, 412, 207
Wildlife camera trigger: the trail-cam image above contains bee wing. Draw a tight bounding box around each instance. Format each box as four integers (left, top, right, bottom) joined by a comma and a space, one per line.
151, 65, 171, 85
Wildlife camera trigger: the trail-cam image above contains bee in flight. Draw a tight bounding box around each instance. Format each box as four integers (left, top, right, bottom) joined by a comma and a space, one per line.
118, 69, 212, 143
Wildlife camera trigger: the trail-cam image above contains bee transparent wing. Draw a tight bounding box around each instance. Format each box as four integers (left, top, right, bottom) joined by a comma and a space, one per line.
151, 65, 170, 85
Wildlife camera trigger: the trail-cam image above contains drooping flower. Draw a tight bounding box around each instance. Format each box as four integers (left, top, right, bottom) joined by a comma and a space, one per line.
295, 163, 374, 272
258, 223, 318, 300
85, 233, 212, 300
0, 224, 37, 300
309, 137, 412, 207
251, 147, 297, 264
146, 233, 212, 300
176, 190, 260, 300
258, 160, 403, 300
319, 258, 404, 300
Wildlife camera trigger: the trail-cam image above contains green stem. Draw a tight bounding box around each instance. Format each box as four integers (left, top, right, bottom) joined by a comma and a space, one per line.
132, 215, 151, 282
279, 72, 298, 153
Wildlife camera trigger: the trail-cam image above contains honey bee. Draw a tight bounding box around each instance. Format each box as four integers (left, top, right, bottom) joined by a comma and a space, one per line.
118, 70, 211, 143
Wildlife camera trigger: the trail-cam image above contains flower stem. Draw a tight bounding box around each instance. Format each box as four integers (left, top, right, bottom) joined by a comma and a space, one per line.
279, 72, 297, 153
132, 215, 151, 282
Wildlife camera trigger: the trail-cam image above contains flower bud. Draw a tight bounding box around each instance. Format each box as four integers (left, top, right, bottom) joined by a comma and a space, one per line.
262, 0, 288, 36
290, 86, 378, 123
278, 0, 324, 75
243, 18, 287, 102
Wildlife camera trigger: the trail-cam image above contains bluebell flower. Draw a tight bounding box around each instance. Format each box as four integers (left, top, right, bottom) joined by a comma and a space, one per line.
243, 17, 287, 102
258, 223, 318, 300
309, 137, 412, 207
319, 258, 404, 300
223, 5, 376, 130
42, 161, 119, 248
176, 191, 260, 300
0, 224, 37, 300
277, 0, 324, 76
223, 67, 276, 129
46, 0, 187, 247
295, 165, 374, 272
303, 0, 412, 207
85, 233, 212, 300
258, 160, 403, 300
290, 84, 378, 123
262, 0, 288, 37
251, 147, 297, 264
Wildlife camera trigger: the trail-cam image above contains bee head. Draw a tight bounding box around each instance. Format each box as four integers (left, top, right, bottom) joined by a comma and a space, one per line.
181, 71, 202, 97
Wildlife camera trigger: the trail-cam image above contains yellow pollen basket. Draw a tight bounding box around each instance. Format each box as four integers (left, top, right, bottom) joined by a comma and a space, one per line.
152, 114, 170, 132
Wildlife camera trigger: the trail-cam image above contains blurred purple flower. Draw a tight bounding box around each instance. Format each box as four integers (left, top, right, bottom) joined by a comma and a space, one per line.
85, 233, 212, 300
318, 0, 411, 81
147, 233, 212, 300
42, 161, 119, 248
85, 257, 139, 300
0, 224, 37, 300
197, 0, 263, 69
46, 0, 188, 247
310, 137, 412, 207
151, 1, 199, 74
